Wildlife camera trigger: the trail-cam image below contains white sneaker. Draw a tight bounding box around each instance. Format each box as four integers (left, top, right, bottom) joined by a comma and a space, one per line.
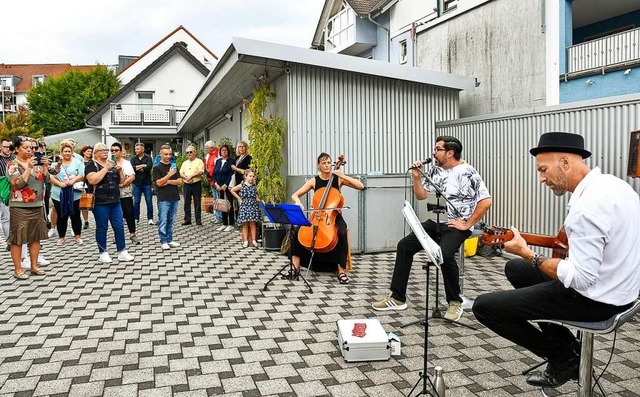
242, 241, 249, 248
444, 300, 463, 321
117, 250, 134, 262
161, 243, 170, 250
148, 219, 155, 225
168, 241, 180, 248
252, 240, 259, 248
47, 229, 57, 238
98, 252, 113, 263
37, 254, 51, 266
21, 257, 30, 269
216, 225, 226, 231
224, 225, 234, 232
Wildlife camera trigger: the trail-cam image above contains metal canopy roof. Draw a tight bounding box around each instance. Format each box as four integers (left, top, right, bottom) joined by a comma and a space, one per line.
178, 37, 476, 134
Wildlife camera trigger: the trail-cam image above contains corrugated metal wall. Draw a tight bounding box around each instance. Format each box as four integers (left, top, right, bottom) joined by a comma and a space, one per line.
287, 64, 460, 175
436, 95, 640, 236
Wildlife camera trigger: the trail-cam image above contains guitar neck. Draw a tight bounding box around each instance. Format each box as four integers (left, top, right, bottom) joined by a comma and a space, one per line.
520, 232, 561, 249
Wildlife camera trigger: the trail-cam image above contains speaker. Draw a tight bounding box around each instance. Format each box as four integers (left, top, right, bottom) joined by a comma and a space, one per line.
628, 131, 640, 177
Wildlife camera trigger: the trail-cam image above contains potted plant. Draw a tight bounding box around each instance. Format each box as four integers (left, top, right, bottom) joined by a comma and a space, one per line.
245, 79, 287, 250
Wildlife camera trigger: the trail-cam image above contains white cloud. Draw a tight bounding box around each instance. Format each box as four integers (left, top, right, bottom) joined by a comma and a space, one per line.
4, 0, 325, 64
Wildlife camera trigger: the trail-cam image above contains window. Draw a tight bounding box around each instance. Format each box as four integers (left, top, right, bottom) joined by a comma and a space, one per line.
137, 91, 154, 110
400, 40, 408, 64
443, 0, 457, 13
32, 75, 46, 86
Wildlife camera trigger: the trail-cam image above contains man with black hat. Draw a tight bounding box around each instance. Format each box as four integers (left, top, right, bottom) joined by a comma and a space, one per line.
473, 132, 640, 388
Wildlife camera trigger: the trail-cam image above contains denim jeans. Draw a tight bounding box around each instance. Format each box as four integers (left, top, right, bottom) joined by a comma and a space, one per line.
0, 202, 10, 240
93, 202, 126, 253
133, 184, 153, 221
157, 200, 178, 244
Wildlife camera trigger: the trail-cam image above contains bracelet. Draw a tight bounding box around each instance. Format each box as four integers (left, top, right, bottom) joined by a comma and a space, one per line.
531, 253, 541, 268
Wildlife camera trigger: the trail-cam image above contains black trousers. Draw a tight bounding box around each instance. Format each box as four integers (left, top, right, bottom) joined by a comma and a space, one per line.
52, 199, 82, 238
473, 258, 632, 364
120, 197, 136, 234
390, 219, 469, 303
183, 182, 202, 223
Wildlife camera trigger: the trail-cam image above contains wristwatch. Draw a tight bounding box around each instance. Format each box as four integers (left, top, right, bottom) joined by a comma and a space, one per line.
531, 253, 541, 268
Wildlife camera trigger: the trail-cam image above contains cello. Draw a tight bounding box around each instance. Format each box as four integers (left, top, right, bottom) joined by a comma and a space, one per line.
297, 155, 346, 253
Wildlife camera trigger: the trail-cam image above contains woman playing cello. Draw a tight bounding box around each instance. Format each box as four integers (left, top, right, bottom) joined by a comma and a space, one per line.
288, 153, 364, 284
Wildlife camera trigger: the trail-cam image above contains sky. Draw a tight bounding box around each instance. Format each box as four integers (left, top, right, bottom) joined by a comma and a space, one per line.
3, 0, 326, 65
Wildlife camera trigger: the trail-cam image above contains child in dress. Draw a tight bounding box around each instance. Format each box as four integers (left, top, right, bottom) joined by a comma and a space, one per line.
230, 169, 261, 248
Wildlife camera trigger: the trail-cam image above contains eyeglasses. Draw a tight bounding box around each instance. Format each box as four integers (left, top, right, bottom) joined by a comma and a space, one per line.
110, 148, 120, 152
30, 146, 38, 150
97, 149, 109, 153
186, 151, 194, 154
433, 146, 447, 152
1, 145, 11, 149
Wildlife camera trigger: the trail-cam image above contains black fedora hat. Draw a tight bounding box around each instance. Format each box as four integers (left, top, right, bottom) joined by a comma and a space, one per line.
530, 132, 591, 159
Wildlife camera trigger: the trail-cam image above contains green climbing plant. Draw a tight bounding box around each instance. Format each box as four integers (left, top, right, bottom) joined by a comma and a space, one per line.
245, 80, 286, 203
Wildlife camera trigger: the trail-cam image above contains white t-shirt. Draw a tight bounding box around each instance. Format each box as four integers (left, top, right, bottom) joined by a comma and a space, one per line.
557, 167, 640, 306
423, 162, 491, 221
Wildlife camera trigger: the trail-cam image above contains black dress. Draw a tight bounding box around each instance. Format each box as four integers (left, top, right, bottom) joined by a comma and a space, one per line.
291, 176, 349, 271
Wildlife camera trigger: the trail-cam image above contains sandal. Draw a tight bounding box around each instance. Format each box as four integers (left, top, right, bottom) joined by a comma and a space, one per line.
13, 272, 29, 280
30, 269, 45, 276
337, 272, 350, 284
281, 267, 300, 280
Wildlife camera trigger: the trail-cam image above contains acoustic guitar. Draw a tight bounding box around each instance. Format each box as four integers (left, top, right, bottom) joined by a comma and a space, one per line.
482, 226, 569, 259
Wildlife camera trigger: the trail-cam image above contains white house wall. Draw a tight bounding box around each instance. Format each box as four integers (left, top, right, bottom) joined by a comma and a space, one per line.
416, 0, 546, 117
390, 0, 436, 34
119, 29, 213, 85
119, 54, 207, 107
287, 64, 459, 176
436, 94, 640, 239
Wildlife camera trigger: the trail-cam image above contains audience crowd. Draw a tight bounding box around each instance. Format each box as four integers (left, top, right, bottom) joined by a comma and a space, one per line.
2, 138, 261, 279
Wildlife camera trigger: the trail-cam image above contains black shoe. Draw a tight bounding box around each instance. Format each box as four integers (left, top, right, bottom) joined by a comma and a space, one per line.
182, 221, 192, 225
83, 221, 89, 230
526, 355, 579, 388
196, 222, 202, 225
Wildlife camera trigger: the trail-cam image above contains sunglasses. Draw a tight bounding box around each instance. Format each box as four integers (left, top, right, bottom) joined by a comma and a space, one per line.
110, 149, 120, 152
186, 151, 194, 154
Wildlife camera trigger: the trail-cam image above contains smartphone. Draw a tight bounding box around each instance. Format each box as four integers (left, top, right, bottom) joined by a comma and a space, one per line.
34, 152, 44, 165
111, 154, 117, 162
54, 155, 61, 163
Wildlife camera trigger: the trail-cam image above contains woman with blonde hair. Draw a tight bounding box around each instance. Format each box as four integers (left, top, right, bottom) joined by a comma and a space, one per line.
84, 142, 134, 264
50, 141, 85, 245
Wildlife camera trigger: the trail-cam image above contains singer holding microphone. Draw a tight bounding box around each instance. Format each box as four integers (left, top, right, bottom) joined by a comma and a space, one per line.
372, 136, 492, 321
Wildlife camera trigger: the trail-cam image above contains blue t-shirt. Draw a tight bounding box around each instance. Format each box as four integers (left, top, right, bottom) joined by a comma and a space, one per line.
51, 157, 85, 201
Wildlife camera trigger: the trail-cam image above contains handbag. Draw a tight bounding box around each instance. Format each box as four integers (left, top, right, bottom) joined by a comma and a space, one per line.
212, 198, 231, 213
73, 181, 86, 191
79, 192, 95, 210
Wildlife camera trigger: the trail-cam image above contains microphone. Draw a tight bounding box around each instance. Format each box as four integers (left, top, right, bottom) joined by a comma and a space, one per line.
409, 158, 432, 169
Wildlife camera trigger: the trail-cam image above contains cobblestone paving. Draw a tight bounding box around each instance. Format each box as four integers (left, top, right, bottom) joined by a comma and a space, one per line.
0, 202, 638, 396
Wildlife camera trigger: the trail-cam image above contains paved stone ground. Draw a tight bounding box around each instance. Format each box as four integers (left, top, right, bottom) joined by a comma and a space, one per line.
0, 201, 638, 396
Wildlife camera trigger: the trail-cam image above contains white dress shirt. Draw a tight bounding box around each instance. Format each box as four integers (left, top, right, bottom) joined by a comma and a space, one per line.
557, 167, 640, 306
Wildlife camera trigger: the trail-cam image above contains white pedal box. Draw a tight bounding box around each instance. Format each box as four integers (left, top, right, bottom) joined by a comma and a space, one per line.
337, 319, 391, 362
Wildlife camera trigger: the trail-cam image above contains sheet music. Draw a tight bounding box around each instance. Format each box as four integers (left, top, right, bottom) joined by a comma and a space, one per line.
402, 201, 443, 266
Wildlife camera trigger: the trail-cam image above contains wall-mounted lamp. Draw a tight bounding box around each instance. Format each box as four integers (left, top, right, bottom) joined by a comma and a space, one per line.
585, 79, 595, 85
624, 68, 632, 75
224, 111, 233, 121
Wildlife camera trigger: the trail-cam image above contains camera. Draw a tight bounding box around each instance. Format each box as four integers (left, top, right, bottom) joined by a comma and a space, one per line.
34, 152, 44, 165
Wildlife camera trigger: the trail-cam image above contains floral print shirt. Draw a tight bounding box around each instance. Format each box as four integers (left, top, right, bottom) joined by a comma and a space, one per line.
7, 160, 50, 208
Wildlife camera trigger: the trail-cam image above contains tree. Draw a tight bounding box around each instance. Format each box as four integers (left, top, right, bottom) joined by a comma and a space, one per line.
27, 66, 120, 135
0, 105, 43, 140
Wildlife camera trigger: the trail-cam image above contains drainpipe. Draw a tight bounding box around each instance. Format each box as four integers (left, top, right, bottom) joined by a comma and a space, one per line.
85, 121, 107, 144
367, 14, 390, 62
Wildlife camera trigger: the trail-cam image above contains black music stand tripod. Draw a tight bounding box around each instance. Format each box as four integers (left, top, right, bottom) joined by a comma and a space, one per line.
261, 202, 313, 293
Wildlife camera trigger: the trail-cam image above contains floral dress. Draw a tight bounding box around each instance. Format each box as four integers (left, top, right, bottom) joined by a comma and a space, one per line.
236, 182, 261, 224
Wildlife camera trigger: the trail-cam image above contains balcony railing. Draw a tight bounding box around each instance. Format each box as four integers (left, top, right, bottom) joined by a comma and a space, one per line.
568, 27, 640, 73
324, 6, 376, 55
110, 103, 187, 126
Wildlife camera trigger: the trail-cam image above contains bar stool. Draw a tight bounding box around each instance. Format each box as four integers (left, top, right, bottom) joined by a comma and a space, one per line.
531, 299, 640, 397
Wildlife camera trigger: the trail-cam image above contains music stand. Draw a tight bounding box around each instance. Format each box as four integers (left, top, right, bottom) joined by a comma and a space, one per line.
401, 201, 442, 397
260, 202, 313, 293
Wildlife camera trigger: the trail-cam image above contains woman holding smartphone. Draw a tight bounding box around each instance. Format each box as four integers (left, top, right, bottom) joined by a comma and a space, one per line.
85, 142, 134, 264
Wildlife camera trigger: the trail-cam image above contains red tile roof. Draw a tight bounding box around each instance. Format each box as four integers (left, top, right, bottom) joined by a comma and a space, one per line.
0, 63, 96, 93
